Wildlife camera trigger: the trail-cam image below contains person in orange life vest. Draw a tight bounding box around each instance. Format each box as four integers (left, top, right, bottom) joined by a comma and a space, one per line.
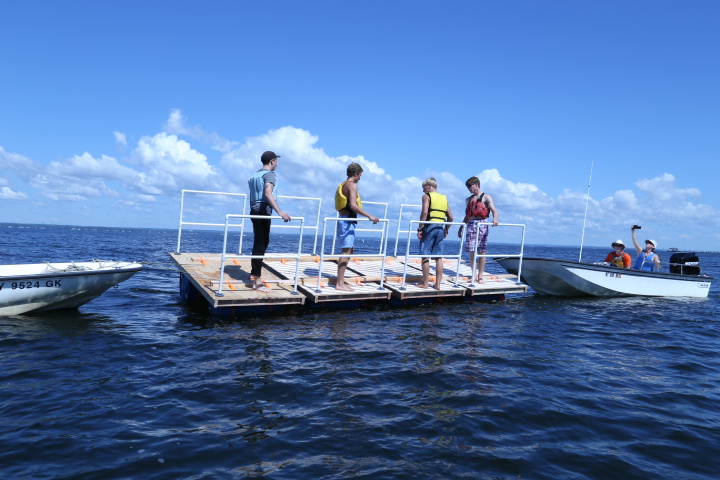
335, 162, 379, 292
604, 239, 632, 268
417, 177, 454, 290
631, 225, 660, 271
458, 176, 498, 283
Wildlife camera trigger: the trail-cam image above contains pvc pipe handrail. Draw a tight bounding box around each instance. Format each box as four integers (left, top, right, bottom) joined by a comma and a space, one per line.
217, 214, 306, 296
318, 217, 391, 292
330, 201, 389, 255
177, 190, 247, 254
393, 203, 422, 257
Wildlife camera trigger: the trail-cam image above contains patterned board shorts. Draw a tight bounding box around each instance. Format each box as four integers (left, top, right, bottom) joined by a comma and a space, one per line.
465, 219, 489, 252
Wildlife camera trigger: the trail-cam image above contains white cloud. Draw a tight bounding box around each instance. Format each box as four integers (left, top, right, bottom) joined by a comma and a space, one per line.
114, 131, 127, 149
41, 181, 116, 202
3, 115, 719, 249
131, 132, 232, 195
0, 146, 41, 181
0, 186, 27, 200
477, 168, 551, 212
47, 153, 139, 182
165, 108, 239, 153
593, 174, 717, 226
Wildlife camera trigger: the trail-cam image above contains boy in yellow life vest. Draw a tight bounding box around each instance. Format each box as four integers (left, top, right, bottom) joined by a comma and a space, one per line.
417, 177, 454, 289
335, 163, 379, 292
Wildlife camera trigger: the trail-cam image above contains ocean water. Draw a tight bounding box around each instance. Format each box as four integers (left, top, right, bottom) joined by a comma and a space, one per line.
1, 223, 719, 479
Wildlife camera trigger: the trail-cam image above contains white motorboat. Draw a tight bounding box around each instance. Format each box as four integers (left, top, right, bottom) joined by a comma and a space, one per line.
0, 260, 143, 315
496, 253, 712, 298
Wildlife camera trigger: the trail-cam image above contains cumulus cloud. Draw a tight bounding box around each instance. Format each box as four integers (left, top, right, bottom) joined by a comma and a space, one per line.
164, 113, 720, 243
595, 173, 717, 226
478, 168, 551, 212
221, 125, 388, 206
2, 112, 718, 248
131, 132, 232, 196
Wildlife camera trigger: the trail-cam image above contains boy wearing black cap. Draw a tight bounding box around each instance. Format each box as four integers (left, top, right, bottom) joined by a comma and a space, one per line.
247, 151, 291, 292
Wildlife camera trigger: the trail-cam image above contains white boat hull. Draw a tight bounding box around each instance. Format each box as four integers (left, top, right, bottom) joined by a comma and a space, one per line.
496, 257, 712, 298
0, 261, 143, 315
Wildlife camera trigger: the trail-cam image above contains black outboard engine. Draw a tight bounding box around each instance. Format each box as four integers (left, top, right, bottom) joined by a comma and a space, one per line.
669, 252, 701, 275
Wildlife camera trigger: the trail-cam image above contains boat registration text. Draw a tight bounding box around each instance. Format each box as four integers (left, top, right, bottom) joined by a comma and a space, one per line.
0, 280, 63, 291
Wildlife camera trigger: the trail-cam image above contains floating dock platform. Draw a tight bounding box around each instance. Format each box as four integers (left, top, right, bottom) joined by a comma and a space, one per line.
170, 252, 527, 316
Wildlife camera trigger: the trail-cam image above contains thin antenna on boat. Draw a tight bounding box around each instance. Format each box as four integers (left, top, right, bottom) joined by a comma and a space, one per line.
578, 162, 593, 262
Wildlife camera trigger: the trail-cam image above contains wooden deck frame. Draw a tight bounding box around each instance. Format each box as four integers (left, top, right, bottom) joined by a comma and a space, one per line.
170, 252, 526, 312
170, 252, 305, 308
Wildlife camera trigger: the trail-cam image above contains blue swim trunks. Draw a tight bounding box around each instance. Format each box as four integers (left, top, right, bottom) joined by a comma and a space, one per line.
419, 223, 444, 257
336, 215, 356, 249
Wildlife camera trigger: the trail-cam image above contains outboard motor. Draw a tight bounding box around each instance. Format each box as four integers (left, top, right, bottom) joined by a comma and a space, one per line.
669, 252, 701, 275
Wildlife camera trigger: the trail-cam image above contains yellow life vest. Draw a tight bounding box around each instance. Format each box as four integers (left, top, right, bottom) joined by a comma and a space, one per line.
427, 192, 448, 222
610, 256, 625, 268
335, 180, 363, 210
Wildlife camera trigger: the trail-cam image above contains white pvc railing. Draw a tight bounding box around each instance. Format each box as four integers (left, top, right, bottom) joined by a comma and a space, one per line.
217, 214, 306, 296
393, 203, 422, 257
400, 220, 527, 288
400, 220, 466, 289
176, 189, 247, 254
330, 201, 389, 255
316, 217, 391, 293
463, 222, 526, 286
177, 189, 528, 292
237, 195, 322, 255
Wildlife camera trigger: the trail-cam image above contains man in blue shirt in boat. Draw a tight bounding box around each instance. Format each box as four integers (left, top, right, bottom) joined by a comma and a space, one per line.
631, 225, 660, 272
247, 151, 291, 292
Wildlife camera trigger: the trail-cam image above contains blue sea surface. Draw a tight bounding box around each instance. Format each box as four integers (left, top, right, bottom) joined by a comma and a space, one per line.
1, 223, 719, 479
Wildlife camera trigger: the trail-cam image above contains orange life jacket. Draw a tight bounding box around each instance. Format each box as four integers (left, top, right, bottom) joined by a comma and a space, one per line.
465, 193, 489, 219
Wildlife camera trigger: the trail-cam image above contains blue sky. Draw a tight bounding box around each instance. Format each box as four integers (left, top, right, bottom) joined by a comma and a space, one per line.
1, 1, 719, 250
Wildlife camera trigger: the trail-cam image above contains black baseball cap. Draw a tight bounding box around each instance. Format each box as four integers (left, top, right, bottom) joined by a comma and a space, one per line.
261, 151, 280, 163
